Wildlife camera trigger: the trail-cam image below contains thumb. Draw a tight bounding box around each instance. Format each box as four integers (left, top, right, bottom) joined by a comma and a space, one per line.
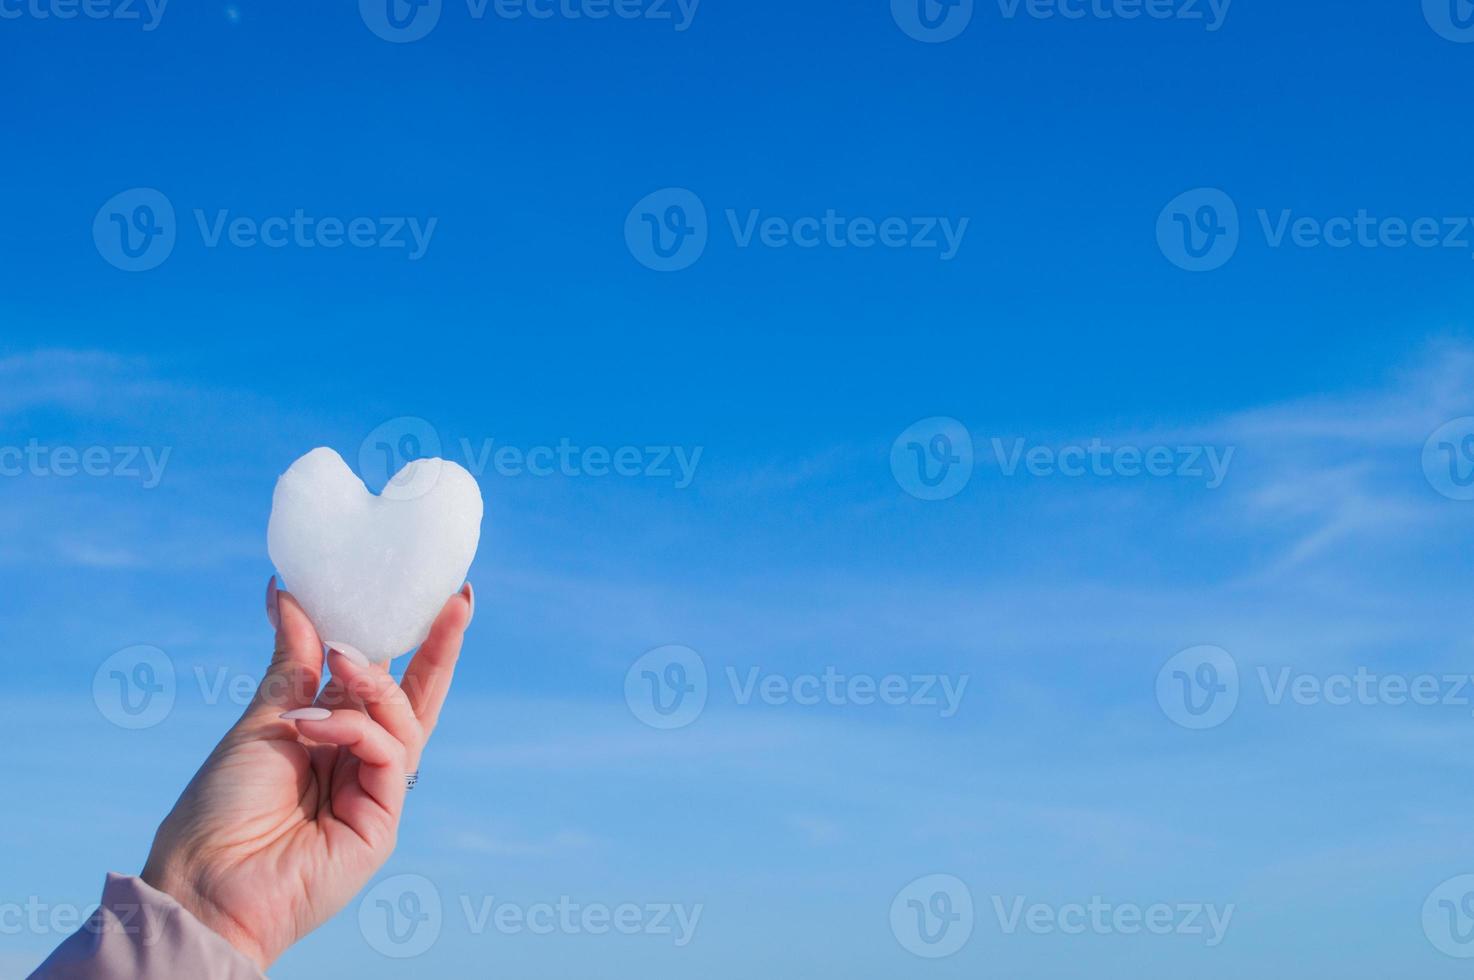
243, 577, 323, 723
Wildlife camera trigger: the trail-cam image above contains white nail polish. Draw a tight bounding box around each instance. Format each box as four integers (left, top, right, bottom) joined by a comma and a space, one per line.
327, 642, 370, 668
266, 576, 280, 630
280, 707, 331, 721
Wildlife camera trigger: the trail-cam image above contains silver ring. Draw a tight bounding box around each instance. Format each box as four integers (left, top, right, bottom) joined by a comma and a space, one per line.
405, 771, 419, 790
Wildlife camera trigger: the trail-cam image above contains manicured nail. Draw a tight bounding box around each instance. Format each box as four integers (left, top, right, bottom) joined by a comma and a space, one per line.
461, 581, 474, 622
327, 643, 370, 668
280, 707, 332, 721
266, 576, 279, 630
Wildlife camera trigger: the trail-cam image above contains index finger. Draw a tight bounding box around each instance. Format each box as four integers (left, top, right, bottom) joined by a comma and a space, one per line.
402, 583, 473, 734
241, 582, 325, 725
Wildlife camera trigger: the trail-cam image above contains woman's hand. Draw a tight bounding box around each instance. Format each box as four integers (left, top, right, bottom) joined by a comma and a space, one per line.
139, 579, 474, 972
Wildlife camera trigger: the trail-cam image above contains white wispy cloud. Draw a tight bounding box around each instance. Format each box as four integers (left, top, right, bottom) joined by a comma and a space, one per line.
452, 828, 597, 857
0, 348, 164, 414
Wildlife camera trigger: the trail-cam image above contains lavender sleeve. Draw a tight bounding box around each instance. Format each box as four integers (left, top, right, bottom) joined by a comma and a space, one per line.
28, 873, 264, 980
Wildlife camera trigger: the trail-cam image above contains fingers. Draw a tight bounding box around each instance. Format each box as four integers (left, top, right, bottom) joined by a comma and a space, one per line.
321, 645, 426, 768
280, 707, 408, 815
402, 583, 474, 735
243, 579, 324, 722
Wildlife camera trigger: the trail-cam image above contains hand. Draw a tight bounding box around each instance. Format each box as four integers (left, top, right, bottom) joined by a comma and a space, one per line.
140, 578, 474, 971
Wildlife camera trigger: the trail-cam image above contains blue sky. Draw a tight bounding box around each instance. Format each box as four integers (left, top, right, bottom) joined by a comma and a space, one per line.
7, 1, 1474, 977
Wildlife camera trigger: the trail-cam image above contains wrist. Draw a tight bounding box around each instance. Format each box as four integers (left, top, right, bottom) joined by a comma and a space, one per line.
141, 859, 271, 972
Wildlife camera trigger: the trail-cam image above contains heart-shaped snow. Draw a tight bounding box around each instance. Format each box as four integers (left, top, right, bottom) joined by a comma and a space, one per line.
267, 447, 483, 662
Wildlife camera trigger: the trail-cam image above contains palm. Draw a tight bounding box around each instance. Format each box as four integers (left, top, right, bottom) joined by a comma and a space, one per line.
142, 585, 472, 972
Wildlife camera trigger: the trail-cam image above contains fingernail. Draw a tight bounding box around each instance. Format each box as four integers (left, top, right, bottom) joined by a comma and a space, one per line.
461, 581, 474, 622
266, 576, 280, 630
280, 707, 331, 721
327, 643, 370, 668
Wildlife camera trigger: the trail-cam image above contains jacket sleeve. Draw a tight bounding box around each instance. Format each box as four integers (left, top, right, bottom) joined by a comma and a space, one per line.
28, 873, 265, 980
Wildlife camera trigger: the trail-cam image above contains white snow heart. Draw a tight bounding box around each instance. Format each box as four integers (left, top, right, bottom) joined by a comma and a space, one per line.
267, 447, 483, 663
